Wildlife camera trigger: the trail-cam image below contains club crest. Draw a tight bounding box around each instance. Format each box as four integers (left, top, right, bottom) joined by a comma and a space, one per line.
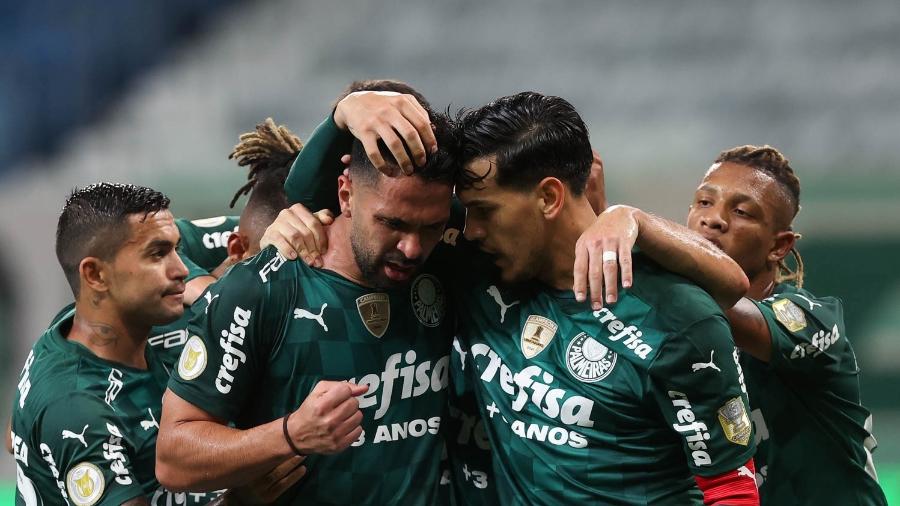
520, 315, 558, 359
411, 274, 445, 327
357, 293, 390, 338
566, 332, 617, 382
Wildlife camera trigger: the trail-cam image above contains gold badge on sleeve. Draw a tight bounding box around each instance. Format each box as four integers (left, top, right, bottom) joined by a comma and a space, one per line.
718, 397, 752, 446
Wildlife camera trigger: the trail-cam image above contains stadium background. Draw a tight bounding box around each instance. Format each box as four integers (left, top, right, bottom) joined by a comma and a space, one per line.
1, 0, 897, 503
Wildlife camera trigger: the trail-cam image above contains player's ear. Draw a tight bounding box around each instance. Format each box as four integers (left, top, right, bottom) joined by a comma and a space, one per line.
227, 232, 247, 261
536, 177, 566, 220
768, 230, 796, 263
338, 173, 353, 217
79, 256, 110, 294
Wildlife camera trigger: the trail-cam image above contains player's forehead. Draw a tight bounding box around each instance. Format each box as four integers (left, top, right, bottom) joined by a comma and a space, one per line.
122, 209, 180, 247
458, 156, 508, 205
368, 177, 452, 224
697, 162, 779, 204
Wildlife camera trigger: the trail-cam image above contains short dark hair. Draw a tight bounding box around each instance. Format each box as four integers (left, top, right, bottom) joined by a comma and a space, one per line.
349, 111, 460, 187
333, 79, 432, 111
56, 183, 171, 295
454, 91, 592, 195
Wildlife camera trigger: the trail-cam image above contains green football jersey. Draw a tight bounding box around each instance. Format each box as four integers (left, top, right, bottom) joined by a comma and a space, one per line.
444, 336, 497, 506
11, 308, 220, 506
168, 246, 456, 505
451, 253, 756, 505
744, 283, 887, 505
175, 216, 239, 281
280, 114, 756, 504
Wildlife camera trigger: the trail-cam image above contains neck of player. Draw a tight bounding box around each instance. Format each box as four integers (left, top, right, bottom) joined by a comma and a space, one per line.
68, 301, 150, 369
319, 215, 372, 287
747, 264, 778, 301
540, 196, 598, 292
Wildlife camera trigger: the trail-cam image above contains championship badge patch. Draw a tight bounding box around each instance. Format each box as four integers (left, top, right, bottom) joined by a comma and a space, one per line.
772, 298, 807, 332
178, 335, 208, 380
411, 274, 445, 327
521, 315, 558, 358
357, 293, 390, 338
66, 462, 105, 506
566, 332, 617, 383
718, 396, 752, 446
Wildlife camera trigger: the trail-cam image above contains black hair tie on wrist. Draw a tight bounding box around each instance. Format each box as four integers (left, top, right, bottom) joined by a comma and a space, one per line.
282, 413, 306, 457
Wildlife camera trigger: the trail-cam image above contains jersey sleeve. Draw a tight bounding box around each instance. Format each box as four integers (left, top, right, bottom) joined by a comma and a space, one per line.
167, 247, 295, 422
38, 394, 145, 506
284, 114, 354, 213
754, 291, 853, 377
648, 316, 756, 477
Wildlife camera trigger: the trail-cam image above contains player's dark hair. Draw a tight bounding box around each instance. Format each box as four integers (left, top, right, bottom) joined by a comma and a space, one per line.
228, 118, 302, 223
56, 183, 171, 296
349, 111, 462, 188
715, 144, 805, 287
454, 91, 592, 196
332, 79, 432, 111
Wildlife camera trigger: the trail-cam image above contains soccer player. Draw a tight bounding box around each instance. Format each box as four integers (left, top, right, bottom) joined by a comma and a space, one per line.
578, 146, 888, 505
11, 184, 197, 505
156, 109, 461, 505
275, 91, 760, 504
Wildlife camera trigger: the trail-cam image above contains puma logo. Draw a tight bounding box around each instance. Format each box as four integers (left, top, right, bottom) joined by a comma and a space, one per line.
452, 337, 467, 370
486, 286, 519, 324
294, 303, 328, 332
691, 350, 722, 373
737, 465, 755, 479
140, 408, 159, 431
61, 424, 89, 448
795, 294, 822, 311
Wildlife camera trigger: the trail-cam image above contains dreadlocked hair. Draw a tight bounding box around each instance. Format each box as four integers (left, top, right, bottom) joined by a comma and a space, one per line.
228, 117, 304, 208
715, 144, 805, 287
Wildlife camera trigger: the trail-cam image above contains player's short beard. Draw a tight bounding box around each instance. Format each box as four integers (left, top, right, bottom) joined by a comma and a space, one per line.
350, 226, 419, 290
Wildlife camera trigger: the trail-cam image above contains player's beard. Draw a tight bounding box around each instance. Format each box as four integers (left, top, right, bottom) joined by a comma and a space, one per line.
350, 228, 419, 290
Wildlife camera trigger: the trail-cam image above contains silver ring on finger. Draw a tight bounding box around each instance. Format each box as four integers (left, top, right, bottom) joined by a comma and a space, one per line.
602, 251, 618, 263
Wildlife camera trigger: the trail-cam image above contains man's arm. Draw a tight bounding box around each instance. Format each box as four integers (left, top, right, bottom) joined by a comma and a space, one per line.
574, 205, 749, 309
38, 395, 148, 505
157, 248, 365, 491
649, 316, 759, 505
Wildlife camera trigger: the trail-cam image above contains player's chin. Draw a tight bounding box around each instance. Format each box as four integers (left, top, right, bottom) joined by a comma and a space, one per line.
152, 302, 185, 325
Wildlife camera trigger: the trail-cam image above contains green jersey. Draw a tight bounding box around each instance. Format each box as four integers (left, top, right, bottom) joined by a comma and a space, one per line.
11, 308, 220, 506
168, 246, 456, 505
744, 283, 886, 505
175, 216, 240, 281
443, 336, 497, 506
281, 114, 755, 504
450, 253, 756, 505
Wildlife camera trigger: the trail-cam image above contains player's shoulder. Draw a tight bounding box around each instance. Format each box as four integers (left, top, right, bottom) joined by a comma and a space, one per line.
17, 333, 109, 423
220, 246, 303, 287
760, 283, 844, 334
627, 252, 724, 331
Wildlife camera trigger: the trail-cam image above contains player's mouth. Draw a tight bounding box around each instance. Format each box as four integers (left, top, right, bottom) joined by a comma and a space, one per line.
384, 262, 416, 281
163, 285, 185, 302
701, 234, 724, 251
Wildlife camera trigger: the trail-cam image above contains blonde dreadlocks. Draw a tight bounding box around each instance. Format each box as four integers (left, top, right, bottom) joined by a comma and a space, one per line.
228, 117, 303, 208
715, 144, 805, 288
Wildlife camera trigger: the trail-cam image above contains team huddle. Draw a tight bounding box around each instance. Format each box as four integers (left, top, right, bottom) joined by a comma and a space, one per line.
9, 80, 888, 505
